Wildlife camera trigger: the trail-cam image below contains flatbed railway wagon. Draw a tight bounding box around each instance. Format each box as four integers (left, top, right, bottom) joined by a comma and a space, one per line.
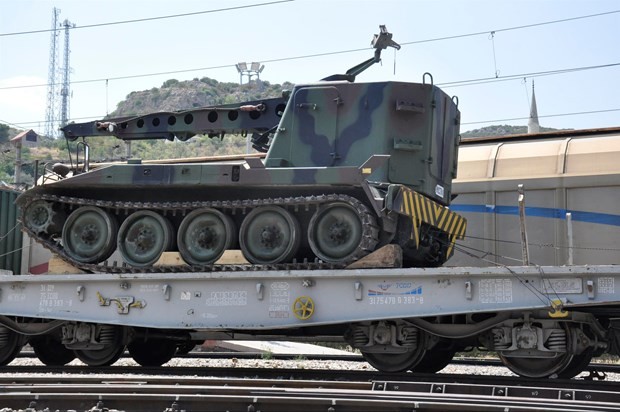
1, 27, 619, 380
0, 261, 619, 378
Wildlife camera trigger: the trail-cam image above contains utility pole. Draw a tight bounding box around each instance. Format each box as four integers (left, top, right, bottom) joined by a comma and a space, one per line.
13, 141, 22, 185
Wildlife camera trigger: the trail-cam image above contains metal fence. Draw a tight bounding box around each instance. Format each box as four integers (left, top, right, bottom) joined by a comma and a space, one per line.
0, 188, 21, 274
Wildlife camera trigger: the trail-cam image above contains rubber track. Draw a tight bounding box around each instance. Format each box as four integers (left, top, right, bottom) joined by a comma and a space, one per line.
20, 193, 380, 274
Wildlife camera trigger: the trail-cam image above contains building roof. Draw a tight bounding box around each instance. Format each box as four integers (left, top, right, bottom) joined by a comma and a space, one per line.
10, 129, 37, 144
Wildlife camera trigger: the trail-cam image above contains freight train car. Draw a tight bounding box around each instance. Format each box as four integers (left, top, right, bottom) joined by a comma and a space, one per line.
450, 127, 620, 267
1, 25, 618, 380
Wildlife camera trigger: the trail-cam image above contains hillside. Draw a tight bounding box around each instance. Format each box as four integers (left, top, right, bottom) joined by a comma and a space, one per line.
461, 124, 562, 138
110, 80, 564, 139
0, 123, 22, 143
109, 77, 293, 118
1, 77, 565, 186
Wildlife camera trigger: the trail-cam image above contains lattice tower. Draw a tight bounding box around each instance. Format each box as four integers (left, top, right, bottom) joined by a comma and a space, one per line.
59, 19, 75, 129
44, 7, 61, 139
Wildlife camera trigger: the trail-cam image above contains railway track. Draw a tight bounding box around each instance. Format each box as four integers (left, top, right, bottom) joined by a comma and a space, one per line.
2, 351, 619, 410
13, 349, 620, 375
1, 369, 619, 411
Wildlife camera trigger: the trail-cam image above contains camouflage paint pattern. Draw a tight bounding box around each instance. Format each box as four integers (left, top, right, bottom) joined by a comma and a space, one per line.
62, 97, 288, 142
266, 80, 460, 205
19, 61, 465, 268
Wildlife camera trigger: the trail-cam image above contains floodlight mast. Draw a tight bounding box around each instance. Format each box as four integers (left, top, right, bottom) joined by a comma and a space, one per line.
236, 62, 264, 84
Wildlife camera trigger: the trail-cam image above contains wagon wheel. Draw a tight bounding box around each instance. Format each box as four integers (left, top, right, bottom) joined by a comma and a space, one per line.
499, 353, 574, 378
62, 206, 118, 263
362, 330, 427, 373
177, 208, 236, 265
128, 339, 178, 367
239, 206, 300, 264
73, 326, 126, 367
558, 348, 594, 379
0, 327, 22, 366
118, 211, 173, 267
498, 323, 580, 378
362, 345, 427, 373
31, 335, 76, 366
411, 347, 456, 373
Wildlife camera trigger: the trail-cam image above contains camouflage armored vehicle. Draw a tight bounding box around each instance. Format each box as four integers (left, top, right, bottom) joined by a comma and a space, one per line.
18, 26, 466, 271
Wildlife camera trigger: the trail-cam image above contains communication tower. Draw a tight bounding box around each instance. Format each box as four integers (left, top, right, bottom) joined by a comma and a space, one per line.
44, 8, 61, 139
44, 10, 75, 138
59, 19, 75, 129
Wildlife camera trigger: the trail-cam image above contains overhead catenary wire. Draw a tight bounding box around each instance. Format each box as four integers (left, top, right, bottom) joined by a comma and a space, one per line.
398, 9, 620, 47
1, 9, 619, 91
8, 106, 620, 129
0, 1, 294, 37
437, 62, 620, 89
461, 107, 620, 126
1, 9, 619, 130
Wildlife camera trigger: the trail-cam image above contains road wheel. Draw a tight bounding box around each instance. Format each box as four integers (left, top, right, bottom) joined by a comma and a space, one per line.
308, 200, 377, 264
62, 206, 118, 263
177, 208, 235, 265
118, 211, 173, 267
239, 206, 300, 264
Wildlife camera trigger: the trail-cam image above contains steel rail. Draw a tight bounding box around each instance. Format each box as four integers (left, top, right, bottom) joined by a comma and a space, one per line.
0, 365, 617, 389
14, 349, 620, 373
0, 374, 619, 412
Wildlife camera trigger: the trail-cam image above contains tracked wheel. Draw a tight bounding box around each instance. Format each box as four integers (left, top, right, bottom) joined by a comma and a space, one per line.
177, 208, 236, 265
308, 200, 378, 264
62, 206, 118, 263
239, 206, 300, 264
118, 211, 173, 267
23, 200, 62, 234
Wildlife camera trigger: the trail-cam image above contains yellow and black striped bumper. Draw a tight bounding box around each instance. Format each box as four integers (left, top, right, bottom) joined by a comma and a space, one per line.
387, 185, 467, 256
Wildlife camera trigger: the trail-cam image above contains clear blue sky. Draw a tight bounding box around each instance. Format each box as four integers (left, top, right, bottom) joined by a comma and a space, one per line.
1, 0, 619, 135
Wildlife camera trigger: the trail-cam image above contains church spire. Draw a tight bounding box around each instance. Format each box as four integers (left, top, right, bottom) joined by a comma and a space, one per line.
528, 81, 540, 134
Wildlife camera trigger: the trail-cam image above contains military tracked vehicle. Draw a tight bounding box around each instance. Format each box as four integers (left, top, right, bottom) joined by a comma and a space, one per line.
18, 26, 466, 272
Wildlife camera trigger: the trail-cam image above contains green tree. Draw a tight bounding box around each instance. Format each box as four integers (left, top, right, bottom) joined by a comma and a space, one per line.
0, 124, 9, 143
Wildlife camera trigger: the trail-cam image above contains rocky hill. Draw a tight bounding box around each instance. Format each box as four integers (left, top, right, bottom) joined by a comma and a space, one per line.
109, 77, 293, 117
461, 124, 562, 138
110, 79, 565, 139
